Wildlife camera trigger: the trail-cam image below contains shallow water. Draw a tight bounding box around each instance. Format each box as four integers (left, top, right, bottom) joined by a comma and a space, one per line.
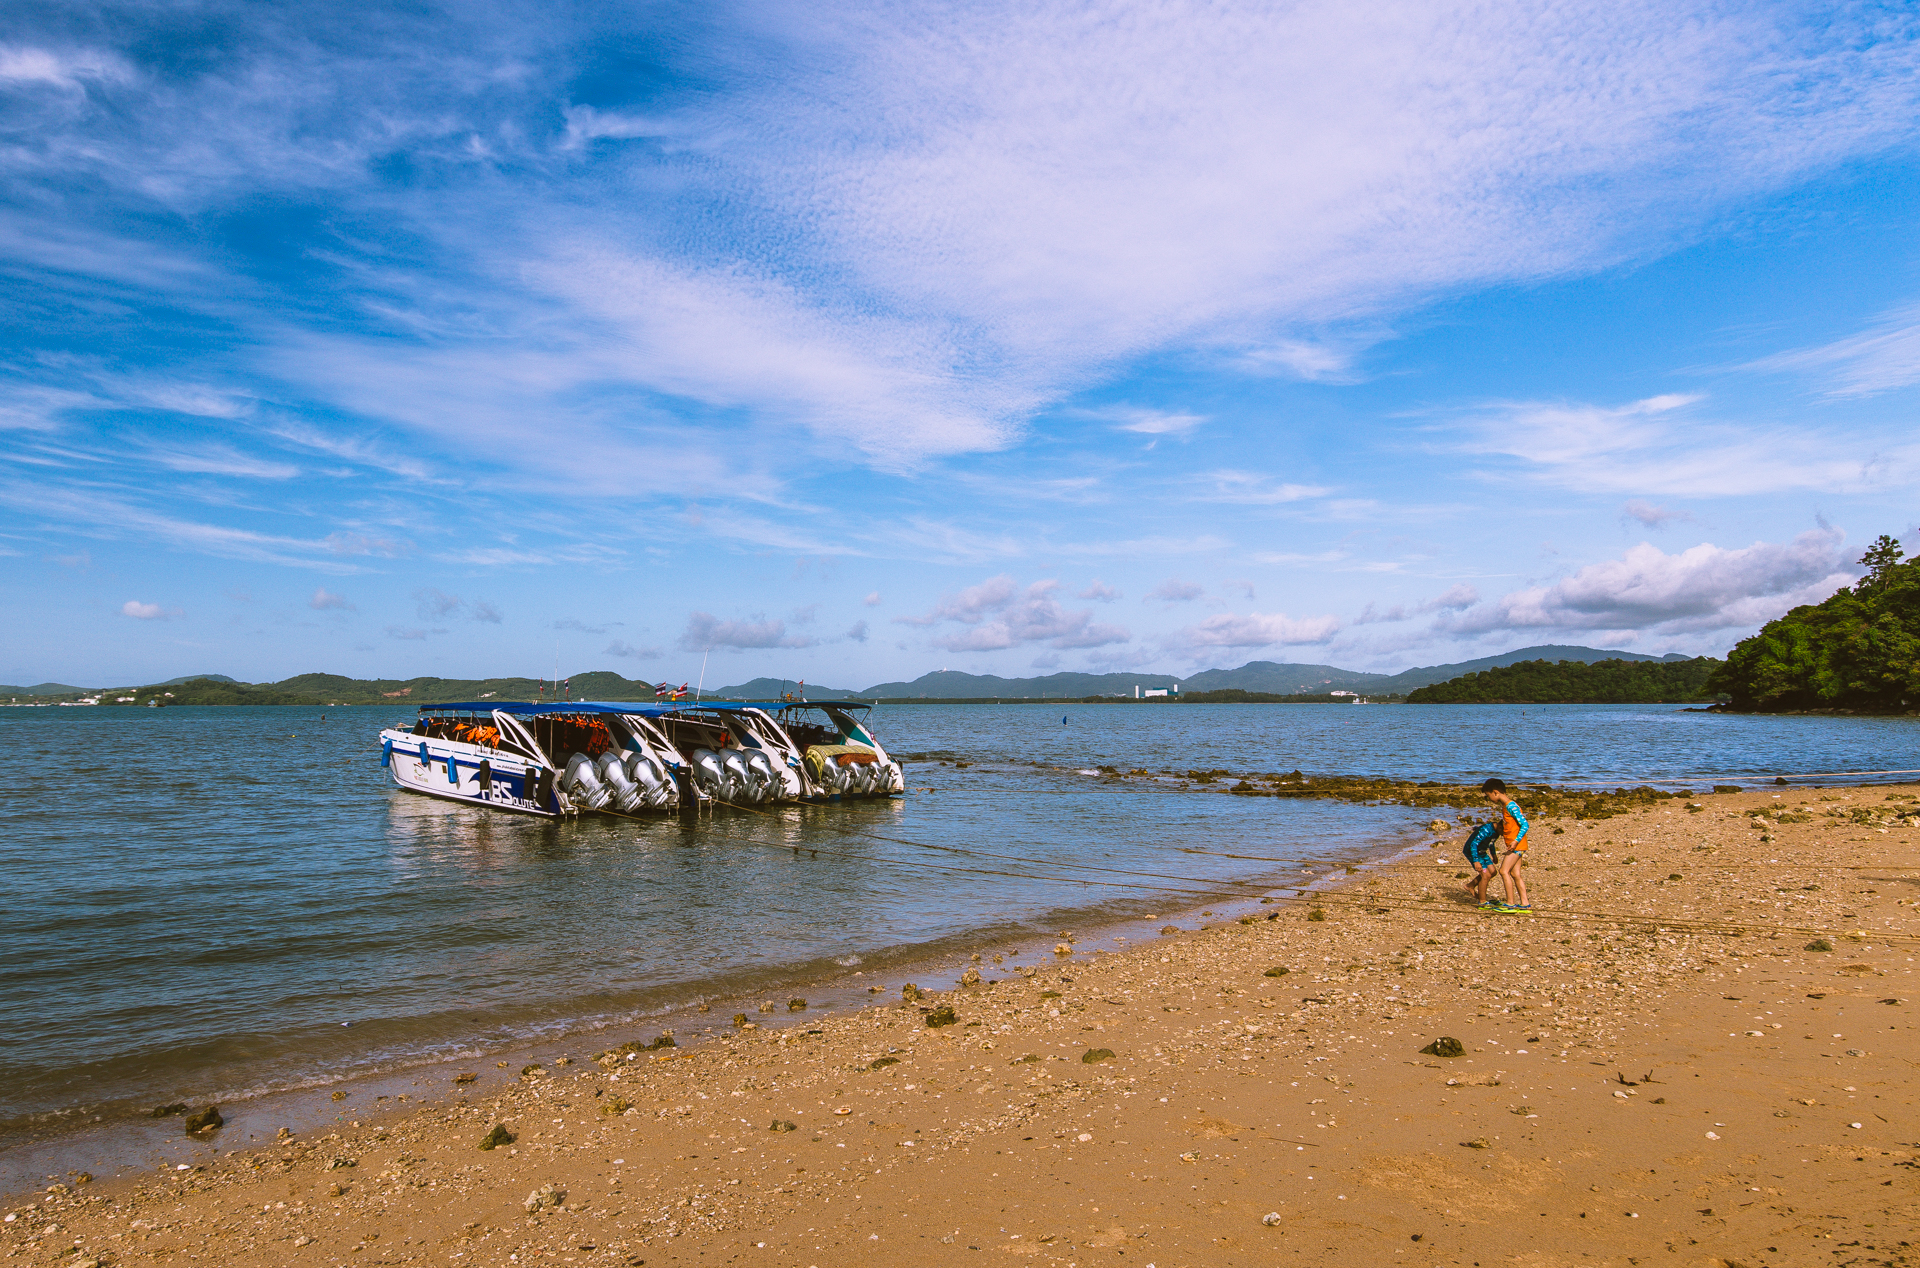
0, 700, 1911, 1153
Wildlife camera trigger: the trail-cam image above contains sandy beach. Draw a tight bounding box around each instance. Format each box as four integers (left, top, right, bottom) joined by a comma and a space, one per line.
7, 783, 1915, 1268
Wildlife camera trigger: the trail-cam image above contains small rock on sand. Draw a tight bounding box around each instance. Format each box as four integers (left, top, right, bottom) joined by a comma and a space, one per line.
925, 1004, 959, 1028
478, 1124, 514, 1151
182, 1106, 223, 1134
1082, 1048, 1116, 1064
523, 1183, 564, 1212
1262, 1212, 1284, 1226
1421, 1037, 1466, 1058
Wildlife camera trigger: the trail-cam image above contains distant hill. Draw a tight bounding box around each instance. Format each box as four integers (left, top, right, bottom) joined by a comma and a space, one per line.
858, 646, 1689, 698
706, 677, 863, 701
1407, 657, 1723, 704
8, 645, 1703, 708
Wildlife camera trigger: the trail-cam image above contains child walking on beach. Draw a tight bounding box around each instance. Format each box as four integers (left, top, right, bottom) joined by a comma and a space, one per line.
1461, 822, 1501, 907
1480, 777, 1531, 913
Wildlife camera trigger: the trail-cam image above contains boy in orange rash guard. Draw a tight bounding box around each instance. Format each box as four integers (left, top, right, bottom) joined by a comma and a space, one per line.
1480, 777, 1531, 913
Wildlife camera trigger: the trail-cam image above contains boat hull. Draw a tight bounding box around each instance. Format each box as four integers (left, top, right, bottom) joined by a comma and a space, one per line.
380, 730, 562, 818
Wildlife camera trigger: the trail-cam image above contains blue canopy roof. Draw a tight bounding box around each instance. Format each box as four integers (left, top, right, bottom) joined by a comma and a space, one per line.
420, 699, 868, 715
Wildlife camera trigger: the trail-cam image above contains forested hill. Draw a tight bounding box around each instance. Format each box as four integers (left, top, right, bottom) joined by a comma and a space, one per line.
1708, 533, 1918, 712
1406, 657, 1723, 703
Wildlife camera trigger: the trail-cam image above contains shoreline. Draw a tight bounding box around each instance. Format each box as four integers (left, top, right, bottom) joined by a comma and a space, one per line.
0, 806, 1431, 1198
7, 781, 1915, 1267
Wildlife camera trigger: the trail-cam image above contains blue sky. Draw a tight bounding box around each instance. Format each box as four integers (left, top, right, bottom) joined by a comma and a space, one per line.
4, 0, 1920, 689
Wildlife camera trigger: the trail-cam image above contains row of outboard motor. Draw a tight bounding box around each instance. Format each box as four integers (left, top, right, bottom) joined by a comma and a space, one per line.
560, 744, 792, 811
560, 749, 680, 812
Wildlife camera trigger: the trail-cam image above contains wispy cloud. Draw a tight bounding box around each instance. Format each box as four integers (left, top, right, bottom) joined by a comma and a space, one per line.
1748, 302, 1920, 397
1621, 499, 1693, 529
1163, 610, 1341, 653
1146, 578, 1204, 603
678, 612, 817, 652
1081, 406, 1208, 437
1458, 394, 1916, 496
1201, 471, 1332, 505
121, 599, 180, 620
898, 574, 1129, 652
309, 587, 354, 611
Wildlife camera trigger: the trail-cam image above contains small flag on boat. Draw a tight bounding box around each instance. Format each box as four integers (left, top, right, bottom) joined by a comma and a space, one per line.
654, 681, 671, 697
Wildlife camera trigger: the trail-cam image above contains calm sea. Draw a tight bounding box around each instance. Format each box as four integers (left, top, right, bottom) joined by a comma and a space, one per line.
1, 701, 1912, 1166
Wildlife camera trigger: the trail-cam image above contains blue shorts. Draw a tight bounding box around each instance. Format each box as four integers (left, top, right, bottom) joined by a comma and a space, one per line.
1462, 823, 1500, 870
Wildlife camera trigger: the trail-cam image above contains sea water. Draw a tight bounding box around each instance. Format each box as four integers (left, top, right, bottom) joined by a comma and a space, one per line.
0, 700, 1911, 1161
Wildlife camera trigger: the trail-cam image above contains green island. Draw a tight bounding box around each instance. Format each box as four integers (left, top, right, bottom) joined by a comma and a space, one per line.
1707, 534, 1919, 713
1404, 656, 1723, 704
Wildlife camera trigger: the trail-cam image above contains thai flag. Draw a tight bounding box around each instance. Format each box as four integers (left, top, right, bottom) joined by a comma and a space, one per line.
654, 681, 671, 697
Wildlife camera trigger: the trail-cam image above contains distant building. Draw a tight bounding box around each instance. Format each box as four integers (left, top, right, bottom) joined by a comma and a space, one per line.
1134, 683, 1181, 698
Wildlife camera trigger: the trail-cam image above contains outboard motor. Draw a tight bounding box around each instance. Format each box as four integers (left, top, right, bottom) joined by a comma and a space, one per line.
881, 761, 906, 794
744, 750, 780, 800
625, 751, 673, 808
690, 748, 726, 799
597, 751, 643, 812
563, 752, 612, 810
720, 750, 758, 803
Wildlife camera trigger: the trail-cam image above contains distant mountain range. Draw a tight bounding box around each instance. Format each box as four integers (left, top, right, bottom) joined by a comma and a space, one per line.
2, 645, 1692, 705
794, 645, 1691, 699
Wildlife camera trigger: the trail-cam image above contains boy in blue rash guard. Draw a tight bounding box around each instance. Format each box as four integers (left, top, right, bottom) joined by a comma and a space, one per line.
1461, 822, 1501, 908
1480, 777, 1532, 913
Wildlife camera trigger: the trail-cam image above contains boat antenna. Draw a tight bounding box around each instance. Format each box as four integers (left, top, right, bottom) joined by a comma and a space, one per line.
696, 646, 710, 703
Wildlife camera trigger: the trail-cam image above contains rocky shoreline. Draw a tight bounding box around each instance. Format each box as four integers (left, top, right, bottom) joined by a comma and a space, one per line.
6, 783, 1916, 1267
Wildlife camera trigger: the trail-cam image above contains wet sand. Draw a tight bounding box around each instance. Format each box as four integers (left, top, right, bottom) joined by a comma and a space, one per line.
7, 784, 1916, 1267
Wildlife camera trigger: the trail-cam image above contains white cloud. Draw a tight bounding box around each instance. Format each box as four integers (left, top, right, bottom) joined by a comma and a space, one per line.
559, 104, 671, 150
1078, 579, 1121, 602
1083, 407, 1208, 436
415, 587, 462, 620
1147, 578, 1204, 603
1749, 302, 1920, 397
408, 587, 501, 623
1166, 610, 1341, 650
1622, 499, 1693, 529
1202, 472, 1333, 505
121, 599, 178, 620
309, 587, 354, 611
899, 574, 1129, 651
846, 619, 869, 642
1461, 394, 1916, 496
143, 444, 294, 480
18, 1, 1911, 476
0, 45, 130, 91
605, 639, 661, 659
863, 591, 881, 607
678, 612, 817, 651
1234, 338, 1357, 381
1353, 582, 1480, 625
1441, 528, 1854, 637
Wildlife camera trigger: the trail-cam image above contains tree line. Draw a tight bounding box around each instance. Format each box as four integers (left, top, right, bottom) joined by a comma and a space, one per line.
1706, 534, 1917, 712
1405, 657, 1722, 703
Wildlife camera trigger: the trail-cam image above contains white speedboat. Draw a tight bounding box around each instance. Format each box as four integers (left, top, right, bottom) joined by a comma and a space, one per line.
379, 702, 699, 818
